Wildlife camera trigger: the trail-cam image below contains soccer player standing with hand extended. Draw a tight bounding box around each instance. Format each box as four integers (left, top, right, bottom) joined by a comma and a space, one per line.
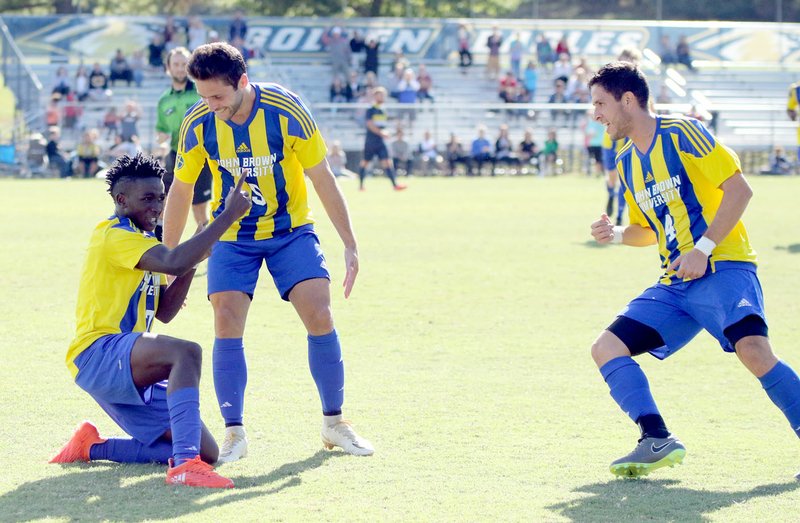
588, 62, 800, 479
162, 42, 374, 463
51, 154, 251, 488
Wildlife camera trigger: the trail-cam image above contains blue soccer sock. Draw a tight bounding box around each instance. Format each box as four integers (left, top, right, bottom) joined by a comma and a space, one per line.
213, 337, 247, 427
167, 386, 201, 465
759, 360, 800, 438
385, 167, 398, 186
600, 356, 662, 425
89, 438, 172, 464
358, 167, 367, 188
308, 329, 344, 416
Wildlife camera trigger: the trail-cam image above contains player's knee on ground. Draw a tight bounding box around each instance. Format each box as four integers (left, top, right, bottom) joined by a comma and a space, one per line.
199, 426, 220, 464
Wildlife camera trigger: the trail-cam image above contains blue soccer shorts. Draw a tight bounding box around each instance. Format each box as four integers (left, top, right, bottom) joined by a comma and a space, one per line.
73, 332, 170, 446
602, 148, 617, 172
617, 262, 767, 360
208, 224, 330, 301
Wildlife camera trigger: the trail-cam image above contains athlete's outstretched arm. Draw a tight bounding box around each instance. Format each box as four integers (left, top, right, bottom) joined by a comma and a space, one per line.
669, 171, 752, 279
162, 178, 194, 249
305, 158, 359, 298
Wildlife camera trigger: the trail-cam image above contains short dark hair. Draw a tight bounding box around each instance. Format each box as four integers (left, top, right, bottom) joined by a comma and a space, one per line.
188, 42, 246, 88
588, 61, 650, 109
106, 153, 165, 195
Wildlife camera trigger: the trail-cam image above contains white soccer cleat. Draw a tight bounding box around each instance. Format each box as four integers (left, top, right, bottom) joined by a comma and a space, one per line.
321, 417, 374, 456
217, 425, 248, 464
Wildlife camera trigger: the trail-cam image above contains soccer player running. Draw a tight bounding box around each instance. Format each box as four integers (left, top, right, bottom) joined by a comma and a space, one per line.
358, 86, 407, 191
155, 47, 213, 241
51, 154, 251, 488
589, 62, 800, 479
162, 42, 374, 463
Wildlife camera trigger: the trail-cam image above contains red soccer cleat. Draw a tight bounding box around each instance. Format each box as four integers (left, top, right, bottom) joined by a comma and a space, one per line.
166, 456, 234, 489
394, 184, 407, 191
50, 421, 106, 463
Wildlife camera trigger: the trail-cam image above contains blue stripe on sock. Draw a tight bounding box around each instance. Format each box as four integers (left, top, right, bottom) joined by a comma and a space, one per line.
167, 386, 201, 464
308, 329, 344, 416
599, 356, 660, 423
213, 337, 247, 426
759, 360, 800, 438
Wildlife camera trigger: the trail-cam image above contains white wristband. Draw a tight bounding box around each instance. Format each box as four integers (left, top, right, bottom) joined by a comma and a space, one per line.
611, 226, 624, 244
695, 236, 716, 256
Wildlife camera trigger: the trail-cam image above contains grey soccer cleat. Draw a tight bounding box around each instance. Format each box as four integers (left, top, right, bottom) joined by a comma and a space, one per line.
610, 434, 686, 478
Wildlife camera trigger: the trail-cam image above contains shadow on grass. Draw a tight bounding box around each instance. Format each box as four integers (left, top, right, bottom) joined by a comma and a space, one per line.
2, 450, 337, 522
580, 240, 612, 249
547, 478, 800, 522
775, 244, 800, 254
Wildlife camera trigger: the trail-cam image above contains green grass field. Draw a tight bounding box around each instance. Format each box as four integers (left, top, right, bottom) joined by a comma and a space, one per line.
1, 174, 799, 521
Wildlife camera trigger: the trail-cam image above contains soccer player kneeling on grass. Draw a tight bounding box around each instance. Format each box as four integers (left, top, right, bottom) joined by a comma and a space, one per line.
589, 62, 800, 479
50, 153, 251, 489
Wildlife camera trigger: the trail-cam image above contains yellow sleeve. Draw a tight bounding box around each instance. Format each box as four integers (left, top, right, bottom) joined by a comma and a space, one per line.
788, 85, 798, 111
291, 128, 328, 169
103, 227, 161, 270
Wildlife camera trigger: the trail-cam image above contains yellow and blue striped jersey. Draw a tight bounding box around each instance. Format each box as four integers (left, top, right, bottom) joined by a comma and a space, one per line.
615, 116, 757, 285
67, 216, 165, 377
787, 82, 800, 145
175, 83, 328, 242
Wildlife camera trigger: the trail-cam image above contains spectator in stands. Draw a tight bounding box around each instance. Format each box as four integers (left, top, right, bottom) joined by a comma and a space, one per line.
493, 124, 520, 174
45, 93, 61, 129
391, 51, 410, 76
62, 92, 82, 134
552, 52, 573, 83
330, 76, 353, 103
148, 33, 166, 70
364, 37, 380, 76
74, 66, 90, 102
509, 33, 525, 80
207, 30, 221, 44
88, 62, 110, 101
542, 128, 559, 175
417, 129, 440, 176
119, 100, 140, 142
659, 34, 677, 65
187, 16, 208, 51
617, 47, 642, 66
129, 50, 146, 88
499, 70, 518, 99
486, 26, 503, 80
445, 133, 471, 176
536, 34, 554, 70
323, 26, 351, 80
231, 36, 255, 64
103, 106, 120, 139
555, 35, 571, 59
163, 16, 180, 49
760, 145, 793, 175
395, 68, 420, 128
457, 24, 473, 73
109, 49, 134, 87
676, 35, 695, 71
416, 64, 434, 102
327, 140, 356, 178
46, 126, 72, 178
52, 66, 71, 97
347, 70, 364, 100
391, 128, 413, 176
349, 30, 366, 73
548, 77, 569, 124
76, 128, 101, 178
386, 62, 406, 99
471, 126, 493, 176
523, 60, 538, 102
518, 127, 539, 169
228, 10, 248, 42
